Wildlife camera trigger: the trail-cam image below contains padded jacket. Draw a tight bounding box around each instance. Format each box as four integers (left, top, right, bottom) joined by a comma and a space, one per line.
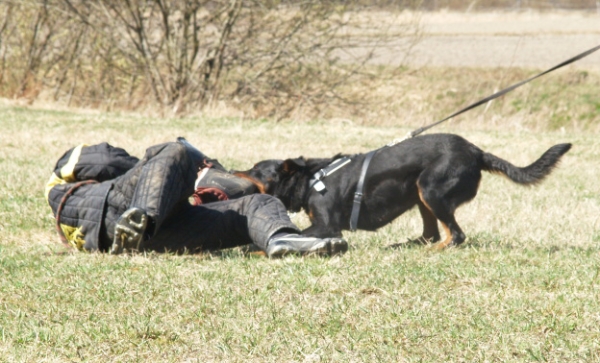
45, 143, 138, 251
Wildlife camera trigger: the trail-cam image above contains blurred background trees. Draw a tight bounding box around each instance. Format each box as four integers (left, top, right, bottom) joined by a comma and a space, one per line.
0, 0, 419, 118
1, 0, 596, 119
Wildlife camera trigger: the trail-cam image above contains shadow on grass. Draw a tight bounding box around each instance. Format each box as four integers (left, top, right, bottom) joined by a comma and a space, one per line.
384, 237, 430, 250
39, 236, 599, 261
382, 233, 600, 255
40, 244, 338, 261
208, 244, 267, 259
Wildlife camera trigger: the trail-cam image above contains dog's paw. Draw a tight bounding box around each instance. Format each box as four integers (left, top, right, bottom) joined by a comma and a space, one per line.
429, 239, 454, 251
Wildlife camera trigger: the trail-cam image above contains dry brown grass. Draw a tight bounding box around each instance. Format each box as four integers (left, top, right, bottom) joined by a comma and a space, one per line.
5, 5, 599, 126
1, 102, 599, 361
1, 9, 599, 362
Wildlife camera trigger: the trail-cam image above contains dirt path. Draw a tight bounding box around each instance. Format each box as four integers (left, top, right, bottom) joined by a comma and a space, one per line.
372, 11, 600, 69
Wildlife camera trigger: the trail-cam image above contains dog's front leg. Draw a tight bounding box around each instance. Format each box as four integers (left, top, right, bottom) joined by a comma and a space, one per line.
301, 224, 343, 239
302, 205, 343, 238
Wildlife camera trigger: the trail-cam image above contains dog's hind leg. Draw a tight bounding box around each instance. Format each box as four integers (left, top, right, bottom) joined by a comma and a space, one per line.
423, 200, 466, 250
417, 160, 481, 249
416, 201, 440, 244
417, 185, 468, 250
431, 214, 465, 250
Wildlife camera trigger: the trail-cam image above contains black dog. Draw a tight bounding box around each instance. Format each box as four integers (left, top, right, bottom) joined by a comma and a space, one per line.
233, 133, 571, 249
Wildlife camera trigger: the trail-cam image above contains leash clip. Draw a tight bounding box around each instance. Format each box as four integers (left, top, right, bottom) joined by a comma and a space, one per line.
309, 156, 352, 194
309, 170, 327, 193
312, 180, 326, 193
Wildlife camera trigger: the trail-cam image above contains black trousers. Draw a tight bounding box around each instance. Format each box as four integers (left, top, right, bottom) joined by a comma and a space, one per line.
142, 194, 298, 253
100, 142, 298, 253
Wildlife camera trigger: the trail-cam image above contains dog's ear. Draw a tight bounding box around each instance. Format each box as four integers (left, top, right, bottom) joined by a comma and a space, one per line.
281, 157, 305, 174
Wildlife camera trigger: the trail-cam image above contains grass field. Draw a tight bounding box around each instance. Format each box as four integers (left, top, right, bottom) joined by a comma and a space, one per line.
1, 84, 599, 362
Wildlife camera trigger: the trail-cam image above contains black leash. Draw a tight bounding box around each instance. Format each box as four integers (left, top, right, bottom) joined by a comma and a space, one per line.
349, 44, 600, 230
406, 43, 600, 139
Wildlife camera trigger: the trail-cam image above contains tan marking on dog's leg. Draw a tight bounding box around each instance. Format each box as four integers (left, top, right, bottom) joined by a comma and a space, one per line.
417, 186, 440, 243
308, 208, 316, 222
431, 222, 453, 251
417, 187, 430, 209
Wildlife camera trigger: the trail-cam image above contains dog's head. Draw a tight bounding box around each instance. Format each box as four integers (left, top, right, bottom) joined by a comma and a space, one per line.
231, 157, 306, 196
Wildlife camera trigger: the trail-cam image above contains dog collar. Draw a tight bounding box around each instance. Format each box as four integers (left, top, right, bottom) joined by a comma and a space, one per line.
309, 156, 352, 193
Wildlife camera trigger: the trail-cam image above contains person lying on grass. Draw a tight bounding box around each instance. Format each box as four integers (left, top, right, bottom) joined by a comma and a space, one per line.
45, 138, 347, 258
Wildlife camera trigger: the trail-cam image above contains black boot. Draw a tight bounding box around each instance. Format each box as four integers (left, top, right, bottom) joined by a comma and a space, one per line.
266, 234, 348, 258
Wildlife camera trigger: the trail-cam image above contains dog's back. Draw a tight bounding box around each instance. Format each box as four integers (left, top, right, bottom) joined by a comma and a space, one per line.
234, 133, 571, 248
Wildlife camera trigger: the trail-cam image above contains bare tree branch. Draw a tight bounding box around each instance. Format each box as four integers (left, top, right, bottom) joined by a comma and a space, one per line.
1, 0, 420, 119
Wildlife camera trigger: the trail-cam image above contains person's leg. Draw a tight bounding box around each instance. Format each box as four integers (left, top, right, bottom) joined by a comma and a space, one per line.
142, 194, 297, 253
104, 142, 198, 253
128, 142, 197, 228
142, 194, 348, 257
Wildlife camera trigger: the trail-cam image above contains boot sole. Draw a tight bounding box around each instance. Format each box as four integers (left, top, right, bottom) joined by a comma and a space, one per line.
110, 208, 147, 255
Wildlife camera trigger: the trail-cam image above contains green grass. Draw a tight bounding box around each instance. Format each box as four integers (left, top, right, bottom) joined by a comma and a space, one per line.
0, 102, 599, 362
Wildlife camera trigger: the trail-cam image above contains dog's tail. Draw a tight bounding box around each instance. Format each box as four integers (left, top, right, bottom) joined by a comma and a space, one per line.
481, 143, 572, 185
